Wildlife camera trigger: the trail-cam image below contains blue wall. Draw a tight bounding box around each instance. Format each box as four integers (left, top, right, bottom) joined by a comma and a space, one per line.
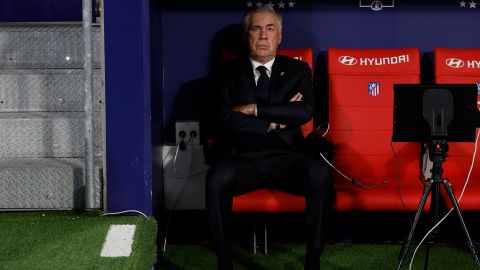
104, 0, 152, 215
156, 2, 480, 143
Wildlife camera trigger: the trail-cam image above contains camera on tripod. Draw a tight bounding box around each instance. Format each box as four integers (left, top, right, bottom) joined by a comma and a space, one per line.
392, 84, 480, 269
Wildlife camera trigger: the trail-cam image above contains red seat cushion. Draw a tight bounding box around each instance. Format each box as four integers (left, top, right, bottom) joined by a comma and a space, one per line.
233, 189, 306, 212
334, 182, 430, 211
434, 48, 480, 210
328, 48, 426, 211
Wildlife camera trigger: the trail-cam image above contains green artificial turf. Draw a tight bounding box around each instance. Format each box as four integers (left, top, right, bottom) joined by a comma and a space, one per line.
159, 242, 478, 270
0, 211, 157, 270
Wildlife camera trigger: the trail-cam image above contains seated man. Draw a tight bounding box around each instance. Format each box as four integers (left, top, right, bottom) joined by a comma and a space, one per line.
206, 6, 332, 270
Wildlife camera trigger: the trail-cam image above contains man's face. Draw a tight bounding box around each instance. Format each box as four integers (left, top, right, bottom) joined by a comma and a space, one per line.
247, 12, 282, 64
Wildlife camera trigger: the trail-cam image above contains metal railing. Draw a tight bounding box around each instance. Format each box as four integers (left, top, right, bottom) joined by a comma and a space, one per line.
83, 0, 95, 209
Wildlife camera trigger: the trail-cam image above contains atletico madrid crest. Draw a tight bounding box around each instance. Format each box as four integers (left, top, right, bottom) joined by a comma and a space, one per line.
368, 82, 381, 97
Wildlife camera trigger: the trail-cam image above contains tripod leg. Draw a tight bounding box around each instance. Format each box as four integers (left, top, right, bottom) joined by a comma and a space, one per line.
397, 181, 433, 270
423, 180, 441, 270
443, 180, 480, 267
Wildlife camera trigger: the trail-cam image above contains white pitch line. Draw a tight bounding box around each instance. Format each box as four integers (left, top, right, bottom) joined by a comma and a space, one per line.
100, 224, 136, 257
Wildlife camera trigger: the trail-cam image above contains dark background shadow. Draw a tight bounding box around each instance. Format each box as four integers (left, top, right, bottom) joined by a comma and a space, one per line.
168, 24, 245, 145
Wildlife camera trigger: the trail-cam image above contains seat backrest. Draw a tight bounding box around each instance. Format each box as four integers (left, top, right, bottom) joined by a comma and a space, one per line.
277, 48, 314, 137
328, 48, 421, 186
435, 48, 480, 107
434, 48, 480, 186
222, 48, 314, 137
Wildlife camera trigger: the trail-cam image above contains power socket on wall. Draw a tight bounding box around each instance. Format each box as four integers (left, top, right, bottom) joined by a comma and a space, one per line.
175, 121, 200, 145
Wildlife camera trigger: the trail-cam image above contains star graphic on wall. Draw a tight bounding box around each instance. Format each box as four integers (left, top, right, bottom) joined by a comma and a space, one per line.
459, 1, 466, 7
469, 1, 477, 8
245, 0, 296, 9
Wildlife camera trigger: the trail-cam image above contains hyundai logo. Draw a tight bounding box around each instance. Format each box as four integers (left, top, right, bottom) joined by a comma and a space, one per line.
338, 56, 358, 66
445, 58, 465, 69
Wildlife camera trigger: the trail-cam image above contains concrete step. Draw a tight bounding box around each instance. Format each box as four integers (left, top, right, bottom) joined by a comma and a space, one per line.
0, 23, 101, 69
0, 69, 103, 112
0, 112, 102, 157
0, 158, 102, 209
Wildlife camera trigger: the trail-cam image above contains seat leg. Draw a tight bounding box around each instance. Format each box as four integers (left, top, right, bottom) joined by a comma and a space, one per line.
264, 223, 268, 254
253, 227, 257, 255
252, 222, 268, 255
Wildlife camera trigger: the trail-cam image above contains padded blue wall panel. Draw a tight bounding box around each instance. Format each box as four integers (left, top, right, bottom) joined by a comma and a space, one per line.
104, 0, 152, 215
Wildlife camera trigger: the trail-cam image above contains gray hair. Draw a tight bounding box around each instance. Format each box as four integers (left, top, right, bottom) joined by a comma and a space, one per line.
243, 6, 282, 33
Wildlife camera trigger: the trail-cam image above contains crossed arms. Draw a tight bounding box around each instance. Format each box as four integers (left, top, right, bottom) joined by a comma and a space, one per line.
233, 92, 304, 132
217, 60, 313, 135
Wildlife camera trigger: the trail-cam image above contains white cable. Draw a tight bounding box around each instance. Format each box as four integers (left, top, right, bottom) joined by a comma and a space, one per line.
102, 210, 148, 218
317, 122, 330, 137
162, 136, 209, 252
320, 153, 352, 181
391, 140, 412, 226
320, 140, 385, 188
316, 122, 352, 181
167, 138, 210, 178
408, 129, 479, 270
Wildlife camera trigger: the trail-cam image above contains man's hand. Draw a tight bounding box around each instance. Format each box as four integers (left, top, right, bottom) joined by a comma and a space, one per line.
233, 104, 256, 116
267, 92, 303, 132
268, 122, 286, 132
234, 92, 303, 132
290, 92, 302, 102
233, 92, 302, 117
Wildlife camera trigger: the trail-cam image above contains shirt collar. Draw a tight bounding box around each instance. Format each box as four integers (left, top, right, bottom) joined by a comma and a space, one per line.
250, 57, 275, 73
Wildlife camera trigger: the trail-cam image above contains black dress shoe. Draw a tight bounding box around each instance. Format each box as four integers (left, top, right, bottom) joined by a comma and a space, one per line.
304, 248, 321, 270
217, 253, 233, 270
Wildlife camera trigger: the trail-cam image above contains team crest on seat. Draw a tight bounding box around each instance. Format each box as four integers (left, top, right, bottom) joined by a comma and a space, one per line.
368, 82, 381, 97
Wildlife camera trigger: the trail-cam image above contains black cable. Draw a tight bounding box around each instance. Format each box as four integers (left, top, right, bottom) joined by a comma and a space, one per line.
390, 140, 413, 227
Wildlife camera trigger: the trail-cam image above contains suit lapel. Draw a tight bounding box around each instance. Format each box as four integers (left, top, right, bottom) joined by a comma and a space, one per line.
270, 56, 286, 102
238, 57, 256, 102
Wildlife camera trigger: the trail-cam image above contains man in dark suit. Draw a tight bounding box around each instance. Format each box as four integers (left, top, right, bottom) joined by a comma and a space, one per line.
206, 6, 332, 270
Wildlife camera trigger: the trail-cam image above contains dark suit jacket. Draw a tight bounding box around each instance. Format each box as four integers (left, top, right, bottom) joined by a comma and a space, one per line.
213, 54, 313, 154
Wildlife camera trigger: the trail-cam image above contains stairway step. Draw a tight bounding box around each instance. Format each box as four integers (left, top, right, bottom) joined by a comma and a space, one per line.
0, 112, 102, 157
0, 23, 101, 69
0, 158, 102, 209
0, 69, 103, 112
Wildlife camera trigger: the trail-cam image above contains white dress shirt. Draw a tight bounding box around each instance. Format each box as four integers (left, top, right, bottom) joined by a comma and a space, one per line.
250, 58, 275, 85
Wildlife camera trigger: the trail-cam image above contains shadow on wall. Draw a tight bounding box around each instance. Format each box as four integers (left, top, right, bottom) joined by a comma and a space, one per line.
314, 51, 328, 125
170, 24, 245, 144
420, 52, 434, 84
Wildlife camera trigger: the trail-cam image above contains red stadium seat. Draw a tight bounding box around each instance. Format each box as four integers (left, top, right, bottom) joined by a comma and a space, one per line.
434, 48, 480, 210
328, 48, 430, 211
232, 48, 313, 213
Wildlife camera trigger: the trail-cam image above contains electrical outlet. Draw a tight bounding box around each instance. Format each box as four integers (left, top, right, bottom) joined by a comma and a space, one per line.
175, 121, 200, 145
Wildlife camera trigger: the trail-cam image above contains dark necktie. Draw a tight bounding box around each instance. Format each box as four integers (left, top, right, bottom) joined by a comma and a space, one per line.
256, 66, 270, 102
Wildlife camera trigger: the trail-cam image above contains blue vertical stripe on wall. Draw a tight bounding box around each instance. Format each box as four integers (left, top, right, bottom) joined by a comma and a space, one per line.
150, 0, 165, 217
104, 0, 152, 215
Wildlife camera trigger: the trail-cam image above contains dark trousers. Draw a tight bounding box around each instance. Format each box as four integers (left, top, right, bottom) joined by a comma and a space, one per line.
205, 150, 333, 255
